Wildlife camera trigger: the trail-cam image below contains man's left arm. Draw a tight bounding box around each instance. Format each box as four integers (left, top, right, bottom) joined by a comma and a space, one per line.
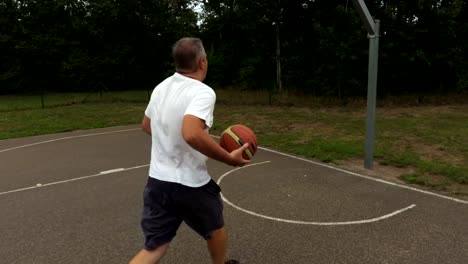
142, 115, 151, 135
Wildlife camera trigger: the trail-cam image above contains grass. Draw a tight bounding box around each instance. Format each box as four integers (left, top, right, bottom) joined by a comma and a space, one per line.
0, 90, 150, 112
0, 102, 145, 139
399, 173, 435, 187
1, 90, 467, 196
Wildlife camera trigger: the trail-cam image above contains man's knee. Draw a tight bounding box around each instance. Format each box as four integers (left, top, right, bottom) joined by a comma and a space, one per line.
129, 243, 171, 264
208, 226, 226, 240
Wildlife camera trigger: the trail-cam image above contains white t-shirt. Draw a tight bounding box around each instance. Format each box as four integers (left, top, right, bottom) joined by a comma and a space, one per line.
144, 73, 216, 187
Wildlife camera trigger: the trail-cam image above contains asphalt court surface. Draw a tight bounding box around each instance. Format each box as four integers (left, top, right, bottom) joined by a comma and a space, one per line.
1, 125, 468, 264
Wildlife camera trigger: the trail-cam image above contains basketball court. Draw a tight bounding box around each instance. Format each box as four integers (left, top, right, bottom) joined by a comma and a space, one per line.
1, 125, 467, 264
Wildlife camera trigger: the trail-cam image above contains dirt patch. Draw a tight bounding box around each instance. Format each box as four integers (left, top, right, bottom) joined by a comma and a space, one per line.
389, 137, 466, 167
335, 158, 468, 200
415, 143, 465, 166
336, 158, 415, 183
377, 105, 453, 118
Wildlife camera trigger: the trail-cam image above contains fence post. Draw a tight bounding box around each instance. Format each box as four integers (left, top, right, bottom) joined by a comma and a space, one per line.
41, 92, 45, 109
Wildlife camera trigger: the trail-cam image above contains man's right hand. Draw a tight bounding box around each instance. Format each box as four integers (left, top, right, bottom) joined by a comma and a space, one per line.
228, 143, 251, 167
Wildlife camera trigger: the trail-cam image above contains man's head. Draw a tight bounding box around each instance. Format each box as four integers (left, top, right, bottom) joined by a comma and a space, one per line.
172, 37, 208, 81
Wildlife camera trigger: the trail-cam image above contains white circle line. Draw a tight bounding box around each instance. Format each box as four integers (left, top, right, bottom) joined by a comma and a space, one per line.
217, 161, 416, 226
0, 128, 141, 153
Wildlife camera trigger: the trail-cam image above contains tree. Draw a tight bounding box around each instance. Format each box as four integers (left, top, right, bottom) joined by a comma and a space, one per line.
1, 0, 466, 96
0, 0, 22, 93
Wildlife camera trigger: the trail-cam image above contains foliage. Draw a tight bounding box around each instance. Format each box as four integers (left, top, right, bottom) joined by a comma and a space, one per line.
0, 0, 466, 96
0, 0, 198, 94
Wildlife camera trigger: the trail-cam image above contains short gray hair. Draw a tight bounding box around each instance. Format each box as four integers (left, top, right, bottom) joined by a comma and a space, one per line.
172, 37, 206, 73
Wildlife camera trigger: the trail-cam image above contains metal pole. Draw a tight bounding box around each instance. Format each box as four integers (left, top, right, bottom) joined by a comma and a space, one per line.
351, 0, 376, 35
350, 0, 381, 169
41, 92, 45, 109
276, 23, 282, 93
364, 20, 380, 169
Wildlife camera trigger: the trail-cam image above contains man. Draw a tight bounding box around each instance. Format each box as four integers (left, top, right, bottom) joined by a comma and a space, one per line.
129, 37, 250, 264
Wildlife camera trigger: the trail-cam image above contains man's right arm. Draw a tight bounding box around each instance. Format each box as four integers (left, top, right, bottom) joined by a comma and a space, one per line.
182, 114, 250, 167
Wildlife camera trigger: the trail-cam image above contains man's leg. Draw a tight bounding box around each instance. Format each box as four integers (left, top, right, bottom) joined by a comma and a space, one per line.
207, 226, 228, 264
135, 178, 181, 264
129, 243, 171, 264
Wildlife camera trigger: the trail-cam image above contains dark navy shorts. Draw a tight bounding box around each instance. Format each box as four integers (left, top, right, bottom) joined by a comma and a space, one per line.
141, 177, 224, 250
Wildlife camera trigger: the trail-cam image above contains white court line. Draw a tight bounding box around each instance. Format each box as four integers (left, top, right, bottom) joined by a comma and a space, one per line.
0, 128, 140, 153
217, 161, 417, 225
0, 164, 149, 196
1, 128, 467, 205
100, 168, 125, 174
258, 146, 468, 205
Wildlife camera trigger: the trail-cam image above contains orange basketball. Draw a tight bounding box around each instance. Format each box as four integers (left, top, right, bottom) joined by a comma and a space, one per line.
219, 124, 258, 160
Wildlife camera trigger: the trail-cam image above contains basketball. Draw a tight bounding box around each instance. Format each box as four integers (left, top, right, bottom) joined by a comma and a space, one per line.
219, 124, 258, 160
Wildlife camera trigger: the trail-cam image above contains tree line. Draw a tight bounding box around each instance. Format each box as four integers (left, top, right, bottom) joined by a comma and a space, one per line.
0, 0, 467, 97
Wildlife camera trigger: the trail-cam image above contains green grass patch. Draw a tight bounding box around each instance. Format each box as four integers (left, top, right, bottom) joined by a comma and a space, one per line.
381, 152, 420, 168
0, 91, 150, 112
1, 90, 468, 194
0, 102, 146, 139
264, 135, 362, 163
415, 160, 468, 184
399, 173, 430, 186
